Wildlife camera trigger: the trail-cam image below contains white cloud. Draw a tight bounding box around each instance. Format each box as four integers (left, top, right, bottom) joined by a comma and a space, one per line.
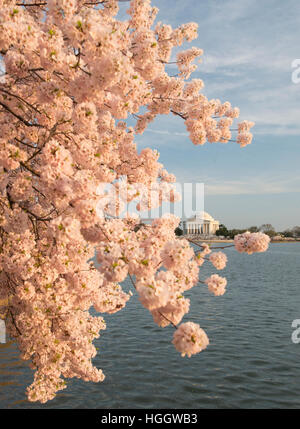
145, 128, 188, 137
200, 53, 256, 74
204, 176, 300, 196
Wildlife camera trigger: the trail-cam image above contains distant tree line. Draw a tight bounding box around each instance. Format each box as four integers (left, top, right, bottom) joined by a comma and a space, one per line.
280, 226, 300, 238
216, 224, 300, 239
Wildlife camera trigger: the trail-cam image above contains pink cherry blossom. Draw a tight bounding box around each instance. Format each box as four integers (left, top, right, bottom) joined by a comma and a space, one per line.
172, 322, 209, 357
205, 274, 227, 296
234, 231, 271, 254
209, 251, 228, 270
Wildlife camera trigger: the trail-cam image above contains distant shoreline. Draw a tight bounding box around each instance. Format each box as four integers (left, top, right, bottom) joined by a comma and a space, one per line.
185, 239, 234, 244
270, 240, 300, 244
182, 236, 300, 244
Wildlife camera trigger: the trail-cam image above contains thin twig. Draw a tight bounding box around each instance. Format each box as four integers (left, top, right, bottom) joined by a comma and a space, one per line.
128, 273, 136, 290
0, 101, 44, 128
170, 109, 187, 120
8, 309, 21, 336
158, 311, 177, 329
20, 161, 41, 177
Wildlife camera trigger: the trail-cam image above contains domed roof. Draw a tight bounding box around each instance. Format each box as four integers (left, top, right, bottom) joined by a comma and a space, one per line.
187, 211, 215, 221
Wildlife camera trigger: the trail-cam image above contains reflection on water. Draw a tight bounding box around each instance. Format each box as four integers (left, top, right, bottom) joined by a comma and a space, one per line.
1, 243, 300, 409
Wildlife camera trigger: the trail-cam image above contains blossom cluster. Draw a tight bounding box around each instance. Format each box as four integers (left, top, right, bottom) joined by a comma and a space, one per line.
234, 231, 271, 255
172, 322, 209, 357
205, 274, 227, 296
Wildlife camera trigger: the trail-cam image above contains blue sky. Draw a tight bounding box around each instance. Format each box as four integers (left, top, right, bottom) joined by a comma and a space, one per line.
120, 0, 300, 231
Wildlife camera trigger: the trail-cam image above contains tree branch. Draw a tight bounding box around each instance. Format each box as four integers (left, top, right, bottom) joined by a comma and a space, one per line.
0, 101, 44, 128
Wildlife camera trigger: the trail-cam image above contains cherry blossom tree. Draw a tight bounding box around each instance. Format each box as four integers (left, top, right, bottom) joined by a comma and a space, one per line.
0, 0, 269, 403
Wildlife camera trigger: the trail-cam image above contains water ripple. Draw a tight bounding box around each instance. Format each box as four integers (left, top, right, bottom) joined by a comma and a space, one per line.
1, 243, 300, 408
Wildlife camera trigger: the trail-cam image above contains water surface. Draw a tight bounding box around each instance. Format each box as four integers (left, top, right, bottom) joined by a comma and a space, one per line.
1, 243, 300, 409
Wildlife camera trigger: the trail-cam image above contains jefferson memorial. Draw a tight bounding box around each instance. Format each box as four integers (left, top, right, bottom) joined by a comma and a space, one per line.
181, 211, 220, 236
